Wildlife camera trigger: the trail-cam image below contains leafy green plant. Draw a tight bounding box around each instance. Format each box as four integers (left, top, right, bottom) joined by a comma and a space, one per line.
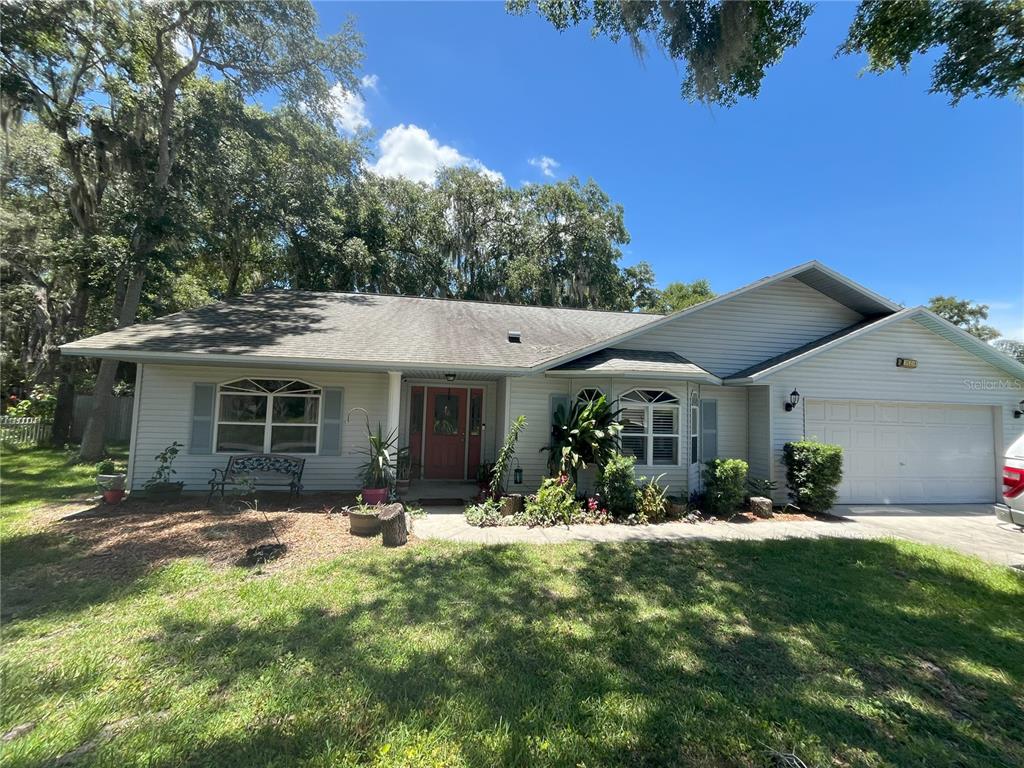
543, 395, 623, 483
524, 476, 581, 526
465, 499, 503, 527
349, 409, 399, 490
490, 415, 527, 498
145, 441, 183, 489
702, 459, 748, 515
635, 474, 670, 523
596, 452, 638, 518
351, 494, 381, 515
5, 385, 56, 420
95, 458, 125, 476
783, 441, 844, 513
747, 477, 778, 498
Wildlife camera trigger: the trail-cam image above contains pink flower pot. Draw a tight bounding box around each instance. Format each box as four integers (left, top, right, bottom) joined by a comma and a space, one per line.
103, 489, 125, 504
361, 487, 388, 505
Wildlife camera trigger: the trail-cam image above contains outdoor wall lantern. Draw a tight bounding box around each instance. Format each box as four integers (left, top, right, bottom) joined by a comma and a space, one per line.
444, 373, 456, 382
1014, 400, 1024, 419
514, 467, 523, 485
784, 389, 801, 412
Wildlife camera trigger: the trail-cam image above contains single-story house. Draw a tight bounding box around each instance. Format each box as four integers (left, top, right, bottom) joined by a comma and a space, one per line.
63, 261, 1024, 505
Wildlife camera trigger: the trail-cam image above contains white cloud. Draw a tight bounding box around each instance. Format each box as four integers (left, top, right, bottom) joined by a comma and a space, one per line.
371, 124, 503, 184
360, 74, 379, 91
529, 155, 560, 178
330, 82, 370, 134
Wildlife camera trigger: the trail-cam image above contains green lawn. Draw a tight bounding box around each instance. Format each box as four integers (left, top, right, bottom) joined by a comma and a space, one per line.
1, 444, 128, 526
2, 449, 1023, 767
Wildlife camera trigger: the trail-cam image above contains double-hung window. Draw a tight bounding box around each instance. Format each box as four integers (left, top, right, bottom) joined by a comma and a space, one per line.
618, 389, 680, 466
216, 379, 321, 454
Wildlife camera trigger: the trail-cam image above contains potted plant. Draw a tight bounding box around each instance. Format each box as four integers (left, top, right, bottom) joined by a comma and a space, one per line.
96, 458, 127, 504
349, 409, 398, 505
348, 494, 383, 536
144, 441, 185, 500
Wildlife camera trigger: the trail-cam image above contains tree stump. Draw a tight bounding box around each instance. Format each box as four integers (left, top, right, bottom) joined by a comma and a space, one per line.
379, 503, 408, 547
750, 496, 774, 519
501, 494, 524, 517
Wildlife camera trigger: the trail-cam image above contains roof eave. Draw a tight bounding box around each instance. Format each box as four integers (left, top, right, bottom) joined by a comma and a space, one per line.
545, 369, 722, 384
59, 347, 539, 376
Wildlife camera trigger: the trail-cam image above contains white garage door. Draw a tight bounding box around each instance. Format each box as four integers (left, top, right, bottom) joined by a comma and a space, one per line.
805, 400, 995, 504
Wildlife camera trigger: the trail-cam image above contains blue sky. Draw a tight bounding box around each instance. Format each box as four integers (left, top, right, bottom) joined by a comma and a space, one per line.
311, 1, 1022, 338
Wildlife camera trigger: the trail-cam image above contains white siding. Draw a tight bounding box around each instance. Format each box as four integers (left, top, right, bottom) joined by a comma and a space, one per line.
762, 317, 1024, 503
746, 385, 772, 483
506, 375, 570, 489
131, 364, 389, 491
620, 277, 864, 377
688, 383, 749, 495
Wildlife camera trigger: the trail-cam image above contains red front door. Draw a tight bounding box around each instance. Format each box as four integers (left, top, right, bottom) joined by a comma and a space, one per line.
424, 387, 467, 479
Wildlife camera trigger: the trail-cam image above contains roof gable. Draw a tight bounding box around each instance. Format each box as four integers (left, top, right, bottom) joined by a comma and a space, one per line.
726, 307, 1024, 382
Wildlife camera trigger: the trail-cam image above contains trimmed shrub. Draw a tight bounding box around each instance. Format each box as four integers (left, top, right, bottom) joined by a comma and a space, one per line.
702, 458, 749, 515
782, 440, 844, 513
524, 476, 581, 526
597, 452, 638, 518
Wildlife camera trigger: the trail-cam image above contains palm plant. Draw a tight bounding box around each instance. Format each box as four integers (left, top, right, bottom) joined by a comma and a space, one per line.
349, 409, 400, 490
542, 395, 624, 484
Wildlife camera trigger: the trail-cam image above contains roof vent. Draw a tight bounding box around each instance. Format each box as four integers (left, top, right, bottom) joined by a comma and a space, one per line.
507, 330, 522, 344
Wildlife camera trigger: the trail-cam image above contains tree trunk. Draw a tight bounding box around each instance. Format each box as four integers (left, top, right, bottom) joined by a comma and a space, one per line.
50, 277, 90, 446
78, 268, 145, 461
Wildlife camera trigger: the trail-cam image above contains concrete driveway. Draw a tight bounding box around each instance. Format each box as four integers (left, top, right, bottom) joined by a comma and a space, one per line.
833, 504, 1024, 568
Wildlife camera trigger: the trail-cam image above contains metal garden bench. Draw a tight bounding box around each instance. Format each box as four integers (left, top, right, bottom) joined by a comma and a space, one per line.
207, 453, 305, 503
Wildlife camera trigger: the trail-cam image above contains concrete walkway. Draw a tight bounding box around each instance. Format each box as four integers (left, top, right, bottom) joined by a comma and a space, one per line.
414, 504, 1024, 568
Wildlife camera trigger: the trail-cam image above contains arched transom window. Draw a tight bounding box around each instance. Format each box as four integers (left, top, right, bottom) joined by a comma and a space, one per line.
216, 379, 321, 454
576, 387, 604, 404
619, 389, 680, 466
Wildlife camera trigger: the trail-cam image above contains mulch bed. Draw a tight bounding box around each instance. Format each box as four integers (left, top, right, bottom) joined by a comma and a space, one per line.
36, 493, 409, 578
724, 508, 845, 524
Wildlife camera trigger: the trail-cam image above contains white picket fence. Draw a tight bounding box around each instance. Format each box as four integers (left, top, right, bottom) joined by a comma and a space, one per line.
0, 416, 51, 447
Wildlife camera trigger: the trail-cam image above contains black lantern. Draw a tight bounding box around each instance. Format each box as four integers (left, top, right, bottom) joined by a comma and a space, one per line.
1015, 400, 1024, 419
784, 389, 801, 412
445, 373, 456, 382
513, 467, 523, 485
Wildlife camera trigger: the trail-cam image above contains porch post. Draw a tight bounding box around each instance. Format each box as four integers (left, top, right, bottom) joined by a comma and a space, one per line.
386, 371, 402, 465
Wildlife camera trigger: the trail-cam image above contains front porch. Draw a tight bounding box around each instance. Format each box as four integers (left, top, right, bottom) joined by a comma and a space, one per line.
403, 480, 479, 505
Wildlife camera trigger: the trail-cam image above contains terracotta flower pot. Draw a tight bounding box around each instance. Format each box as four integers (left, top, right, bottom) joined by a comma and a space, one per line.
103, 488, 126, 504
361, 487, 388, 505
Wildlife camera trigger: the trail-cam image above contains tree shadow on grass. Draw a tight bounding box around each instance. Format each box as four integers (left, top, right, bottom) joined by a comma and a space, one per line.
63, 538, 1023, 768
0, 493, 365, 629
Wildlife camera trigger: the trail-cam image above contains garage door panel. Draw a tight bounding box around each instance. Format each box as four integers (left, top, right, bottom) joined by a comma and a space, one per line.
899, 405, 923, 424
852, 427, 875, 450
805, 399, 994, 504
877, 428, 899, 450
828, 403, 851, 421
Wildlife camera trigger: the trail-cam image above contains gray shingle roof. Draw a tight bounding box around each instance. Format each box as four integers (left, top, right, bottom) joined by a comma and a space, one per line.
725, 318, 885, 380
549, 348, 717, 381
61, 291, 664, 371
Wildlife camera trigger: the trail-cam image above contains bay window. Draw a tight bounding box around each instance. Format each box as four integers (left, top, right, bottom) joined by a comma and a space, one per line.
618, 389, 680, 466
216, 379, 321, 454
